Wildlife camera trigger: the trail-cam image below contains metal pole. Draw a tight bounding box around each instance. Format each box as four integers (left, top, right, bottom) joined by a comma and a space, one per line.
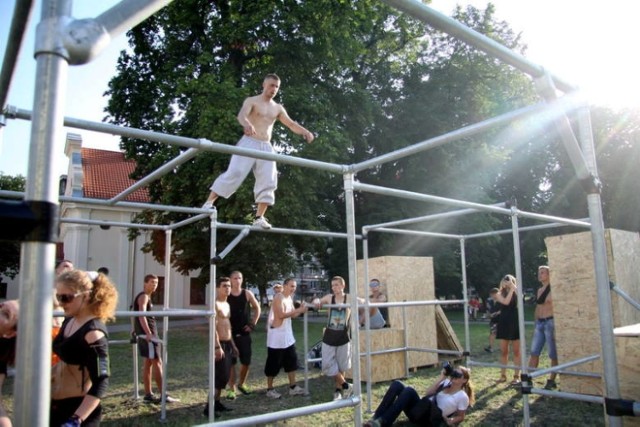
343, 172, 363, 426
401, 305, 410, 378
610, 285, 640, 311
364, 203, 506, 231
577, 107, 622, 427
159, 228, 172, 420
303, 311, 310, 392
7, 107, 347, 174
110, 148, 199, 203
381, 0, 576, 92
361, 232, 374, 413
14, 0, 71, 425
510, 209, 530, 425
0, 0, 35, 109
459, 238, 470, 361
208, 209, 217, 422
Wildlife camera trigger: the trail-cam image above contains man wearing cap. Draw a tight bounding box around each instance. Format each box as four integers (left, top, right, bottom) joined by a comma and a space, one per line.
364, 279, 387, 329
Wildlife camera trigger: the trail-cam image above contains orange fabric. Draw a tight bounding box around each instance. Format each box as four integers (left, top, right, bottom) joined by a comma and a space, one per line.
51, 326, 61, 366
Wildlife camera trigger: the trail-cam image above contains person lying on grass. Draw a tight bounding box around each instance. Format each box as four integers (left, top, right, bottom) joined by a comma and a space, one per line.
365, 365, 475, 426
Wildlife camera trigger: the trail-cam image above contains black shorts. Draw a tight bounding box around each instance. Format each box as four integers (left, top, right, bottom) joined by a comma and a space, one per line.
264, 345, 299, 377
215, 341, 234, 390
232, 334, 252, 366
137, 338, 161, 360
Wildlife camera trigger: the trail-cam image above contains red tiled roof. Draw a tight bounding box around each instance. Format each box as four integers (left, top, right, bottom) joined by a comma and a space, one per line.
82, 148, 150, 203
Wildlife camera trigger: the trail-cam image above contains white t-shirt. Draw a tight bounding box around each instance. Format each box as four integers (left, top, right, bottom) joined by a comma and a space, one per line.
435, 380, 470, 417
266, 295, 296, 349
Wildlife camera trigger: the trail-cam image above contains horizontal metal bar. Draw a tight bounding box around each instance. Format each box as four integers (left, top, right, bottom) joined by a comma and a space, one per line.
209, 396, 360, 427
465, 219, 591, 239
406, 347, 464, 356
531, 388, 604, 405
8, 106, 347, 175
365, 203, 506, 231
372, 227, 462, 240
115, 309, 215, 318
216, 222, 361, 240
529, 354, 600, 379
354, 182, 512, 215
59, 217, 168, 231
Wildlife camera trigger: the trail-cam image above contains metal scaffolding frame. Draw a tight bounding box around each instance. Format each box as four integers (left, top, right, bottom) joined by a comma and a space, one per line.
0, 0, 632, 425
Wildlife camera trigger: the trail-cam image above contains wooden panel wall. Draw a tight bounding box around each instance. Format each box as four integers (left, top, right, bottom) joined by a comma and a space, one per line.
349, 256, 438, 382
545, 229, 640, 407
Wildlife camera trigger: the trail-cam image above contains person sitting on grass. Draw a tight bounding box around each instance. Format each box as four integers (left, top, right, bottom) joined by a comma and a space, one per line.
365, 366, 475, 427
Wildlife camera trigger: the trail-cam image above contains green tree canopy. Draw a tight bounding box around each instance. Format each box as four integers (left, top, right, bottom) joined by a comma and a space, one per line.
105, 1, 639, 298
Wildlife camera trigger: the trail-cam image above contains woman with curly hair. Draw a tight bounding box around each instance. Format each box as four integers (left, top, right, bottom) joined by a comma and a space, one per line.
50, 270, 118, 427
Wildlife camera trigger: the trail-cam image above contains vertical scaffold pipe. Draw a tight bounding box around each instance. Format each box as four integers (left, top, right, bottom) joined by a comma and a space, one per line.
361, 233, 374, 413
343, 173, 363, 426
577, 107, 622, 427
14, 0, 72, 425
459, 238, 471, 360
510, 209, 530, 425
207, 209, 218, 422
160, 228, 172, 420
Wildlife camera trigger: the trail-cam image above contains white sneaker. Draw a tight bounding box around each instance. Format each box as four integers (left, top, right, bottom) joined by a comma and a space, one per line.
342, 383, 353, 399
289, 385, 306, 396
266, 389, 281, 399
252, 216, 272, 229
202, 201, 214, 209
333, 390, 342, 401
165, 394, 180, 403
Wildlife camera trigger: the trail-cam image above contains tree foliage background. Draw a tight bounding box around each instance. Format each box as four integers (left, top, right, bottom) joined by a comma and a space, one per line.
104, 1, 640, 297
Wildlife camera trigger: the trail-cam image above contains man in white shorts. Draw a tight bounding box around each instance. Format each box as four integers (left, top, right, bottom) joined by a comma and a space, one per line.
202, 74, 315, 229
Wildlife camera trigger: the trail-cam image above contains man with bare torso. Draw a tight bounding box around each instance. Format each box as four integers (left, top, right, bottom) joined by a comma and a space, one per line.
204, 276, 238, 417
528, 265, 558, 390
202, 73, 315, 229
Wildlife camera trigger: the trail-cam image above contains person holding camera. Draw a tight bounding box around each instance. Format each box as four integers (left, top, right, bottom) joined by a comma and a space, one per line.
365, 364, 474, 426
494, 274, 521, 385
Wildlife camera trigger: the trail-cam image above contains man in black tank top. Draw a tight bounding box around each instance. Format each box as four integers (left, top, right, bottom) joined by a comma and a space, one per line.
133, 274, 179, 403
226, 271, 261, 399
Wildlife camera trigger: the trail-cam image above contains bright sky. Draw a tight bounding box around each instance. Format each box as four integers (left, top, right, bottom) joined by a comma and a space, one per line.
1, 0, 639, 179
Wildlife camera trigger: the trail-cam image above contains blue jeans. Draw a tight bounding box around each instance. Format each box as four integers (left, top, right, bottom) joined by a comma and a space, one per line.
530, 318, 557, 359
373, 380, 420, 425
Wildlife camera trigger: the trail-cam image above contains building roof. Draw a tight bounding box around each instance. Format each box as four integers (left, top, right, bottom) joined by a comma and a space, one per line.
81, 148, 150, 202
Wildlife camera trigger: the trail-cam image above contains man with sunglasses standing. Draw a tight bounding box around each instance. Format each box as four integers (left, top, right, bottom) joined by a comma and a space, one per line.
133, 274, 179, 403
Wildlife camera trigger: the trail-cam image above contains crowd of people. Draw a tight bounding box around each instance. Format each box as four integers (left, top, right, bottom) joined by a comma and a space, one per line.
0, 256, 559, 426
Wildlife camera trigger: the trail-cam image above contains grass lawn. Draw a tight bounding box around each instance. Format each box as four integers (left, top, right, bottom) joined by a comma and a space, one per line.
3, 309, 605, 426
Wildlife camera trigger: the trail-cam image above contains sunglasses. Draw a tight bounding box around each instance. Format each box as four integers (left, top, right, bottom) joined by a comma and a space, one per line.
56, 291, 87, 304
450, 370, 464, 379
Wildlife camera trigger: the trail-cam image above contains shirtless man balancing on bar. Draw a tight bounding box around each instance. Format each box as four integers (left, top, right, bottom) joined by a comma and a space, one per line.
202, 74, 315, 229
